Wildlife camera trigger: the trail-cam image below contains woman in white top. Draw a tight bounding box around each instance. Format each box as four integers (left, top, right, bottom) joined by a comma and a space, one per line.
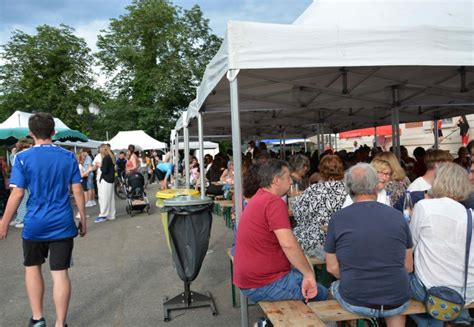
409, 163, 474, 326
343, 159, 391, 207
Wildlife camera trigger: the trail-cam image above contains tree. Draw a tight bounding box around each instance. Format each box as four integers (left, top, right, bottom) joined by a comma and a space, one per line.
0, 24, 101, 133
96, 0, 221, 141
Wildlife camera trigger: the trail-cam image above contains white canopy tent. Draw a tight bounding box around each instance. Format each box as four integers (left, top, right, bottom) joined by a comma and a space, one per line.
182, 0, 473, 138
174, 1, 474, 325
54, 139, 103, 149
0, 111, 74, 129
109, 130, 167, 151
177, 141, 218, 150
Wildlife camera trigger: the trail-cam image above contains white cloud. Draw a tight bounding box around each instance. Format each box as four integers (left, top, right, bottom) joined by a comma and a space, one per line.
75, 19, 109, 54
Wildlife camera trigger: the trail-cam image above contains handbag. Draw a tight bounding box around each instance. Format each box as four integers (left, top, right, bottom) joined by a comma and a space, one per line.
425, 208, 472, 321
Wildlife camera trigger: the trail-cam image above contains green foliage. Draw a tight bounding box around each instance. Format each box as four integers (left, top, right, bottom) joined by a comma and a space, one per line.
0, 1, 221, 143
96, 0, 221, 141
0, 24, 100, 132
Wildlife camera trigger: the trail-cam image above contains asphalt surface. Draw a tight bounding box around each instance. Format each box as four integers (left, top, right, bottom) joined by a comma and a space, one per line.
0, 183, 262, 326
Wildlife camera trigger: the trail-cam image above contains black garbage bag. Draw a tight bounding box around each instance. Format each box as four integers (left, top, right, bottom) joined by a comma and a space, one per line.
164, 203, 213, 282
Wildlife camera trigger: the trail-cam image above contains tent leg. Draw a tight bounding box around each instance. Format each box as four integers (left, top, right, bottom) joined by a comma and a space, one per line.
174, 130, 179, 189
198, 113, 206, 198
228, 69, 248, 327
433, 119, 439, 149
184, 124, 190, 189
391, 87, 401, 160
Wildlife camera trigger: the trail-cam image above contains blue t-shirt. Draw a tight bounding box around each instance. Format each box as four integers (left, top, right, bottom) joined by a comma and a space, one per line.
157, 163, 174, 178
10, 144, 81, 241
324, 201, 413, 307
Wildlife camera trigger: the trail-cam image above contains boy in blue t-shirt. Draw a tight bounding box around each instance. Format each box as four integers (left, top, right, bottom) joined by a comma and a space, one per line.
0, 112, 87, 327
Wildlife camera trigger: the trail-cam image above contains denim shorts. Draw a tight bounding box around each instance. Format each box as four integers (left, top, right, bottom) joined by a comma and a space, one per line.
87, 174, 94, 189
241, 268, 328, 303
330, 280, 409, 318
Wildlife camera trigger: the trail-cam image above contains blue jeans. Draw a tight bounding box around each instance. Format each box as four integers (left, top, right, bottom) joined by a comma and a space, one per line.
409, 273, 472, 326
241, 268, 328, 302
331, 280, 410, 318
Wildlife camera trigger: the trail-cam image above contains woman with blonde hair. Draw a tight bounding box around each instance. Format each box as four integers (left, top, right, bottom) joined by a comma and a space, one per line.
409, 162, 474, 326
95, 145, 116, 223
375, 151, 411, 205
343, 158, 392, 207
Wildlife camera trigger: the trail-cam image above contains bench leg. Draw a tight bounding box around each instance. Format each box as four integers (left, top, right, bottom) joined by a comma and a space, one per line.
229, 257, 237, 308
223, 207, 232, 228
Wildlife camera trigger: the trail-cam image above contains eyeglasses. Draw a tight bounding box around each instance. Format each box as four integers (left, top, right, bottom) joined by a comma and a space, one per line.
377, 171, 392, 177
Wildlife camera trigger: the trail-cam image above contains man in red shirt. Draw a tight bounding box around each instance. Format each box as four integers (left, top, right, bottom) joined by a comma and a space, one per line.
233, 159, 327, 302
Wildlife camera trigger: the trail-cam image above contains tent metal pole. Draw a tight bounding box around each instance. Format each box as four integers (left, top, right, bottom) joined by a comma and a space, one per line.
280, 134, 283, 159
395, 106, 401, 159
283, 130, 286, 160
184, 124, 190, 190
228, 69, 248, 327
391, 87, 401, 160
303, 136, 307, 153
198, 112, 205, 198
174, 130, 179, 189
315, 124, 320, 154
320, 124, 325, 153
374, 126, 378, 148
335, 134, 338, 152
391, 109, 396, 155
434, 119, 439, 149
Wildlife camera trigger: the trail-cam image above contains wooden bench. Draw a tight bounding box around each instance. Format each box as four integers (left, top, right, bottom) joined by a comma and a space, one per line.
308, 300, 474, 322
259, 301, 326, 327
214, 200, 234, 208
261, 299, 474, 326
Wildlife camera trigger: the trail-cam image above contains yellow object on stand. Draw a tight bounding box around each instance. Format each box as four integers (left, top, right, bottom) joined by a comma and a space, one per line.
156, 188, 200, 252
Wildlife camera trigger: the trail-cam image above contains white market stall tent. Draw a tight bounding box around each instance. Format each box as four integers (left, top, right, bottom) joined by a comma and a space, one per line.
109, 130, 167, 151
54, 139, 104, 149
174, 1, 474, 326
183, 0, 473, 139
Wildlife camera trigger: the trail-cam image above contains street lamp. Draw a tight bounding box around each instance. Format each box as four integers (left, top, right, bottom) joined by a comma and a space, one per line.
76, 103, 100, 132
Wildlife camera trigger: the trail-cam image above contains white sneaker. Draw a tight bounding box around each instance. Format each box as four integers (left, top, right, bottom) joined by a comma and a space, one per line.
9, 220, 19, 226
15, 222, 24, 228
85, 201, 93, 207
107, 217, 116, 221
90, 200, 97, 206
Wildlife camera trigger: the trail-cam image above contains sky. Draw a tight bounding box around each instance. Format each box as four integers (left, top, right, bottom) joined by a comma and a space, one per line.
0, 0, 312, 53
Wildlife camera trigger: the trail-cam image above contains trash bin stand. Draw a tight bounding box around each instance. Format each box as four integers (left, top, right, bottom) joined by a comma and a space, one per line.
163, 281, 217, 321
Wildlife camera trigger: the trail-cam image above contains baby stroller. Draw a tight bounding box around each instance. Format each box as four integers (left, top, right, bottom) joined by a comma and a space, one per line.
125, 172, 151, 216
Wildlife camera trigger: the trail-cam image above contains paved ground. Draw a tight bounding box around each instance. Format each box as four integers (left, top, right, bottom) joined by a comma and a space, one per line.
0, 183, 262, 326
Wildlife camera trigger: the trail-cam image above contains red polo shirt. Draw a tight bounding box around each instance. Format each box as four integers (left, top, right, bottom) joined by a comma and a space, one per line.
233, 188, 292, 289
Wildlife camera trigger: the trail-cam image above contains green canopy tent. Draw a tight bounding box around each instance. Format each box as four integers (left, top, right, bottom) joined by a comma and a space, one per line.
0, 111, 88, 146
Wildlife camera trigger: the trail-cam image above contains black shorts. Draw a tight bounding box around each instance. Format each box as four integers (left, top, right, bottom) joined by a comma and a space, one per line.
23, 238, 74, 270
155, 169, 166, 181
81, 178, 89, 191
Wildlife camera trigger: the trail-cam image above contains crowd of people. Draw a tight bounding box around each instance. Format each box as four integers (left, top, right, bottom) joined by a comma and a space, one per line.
1, 111, 474, 326
226, 141, 474, 327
